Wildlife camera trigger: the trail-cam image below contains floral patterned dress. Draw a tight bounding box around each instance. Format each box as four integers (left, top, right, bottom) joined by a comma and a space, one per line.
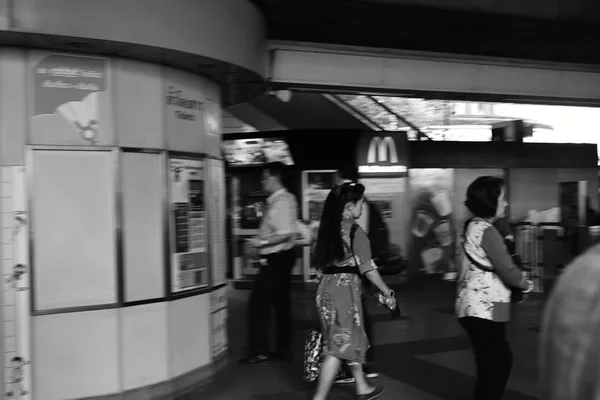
316, 219, 377, 364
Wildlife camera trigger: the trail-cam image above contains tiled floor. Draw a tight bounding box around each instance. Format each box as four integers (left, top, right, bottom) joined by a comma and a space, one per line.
183, 279, 545, 399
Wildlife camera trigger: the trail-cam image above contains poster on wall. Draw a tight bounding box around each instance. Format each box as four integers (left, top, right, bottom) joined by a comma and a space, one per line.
208, 159, 227, 286
210, 286, 228, 358
170, 158, 209, 293
30, 53, 112, 145
359, 178, 407, 219
359, 177, 407, 262
407, 169, 457, 278
302, 170, 337, 279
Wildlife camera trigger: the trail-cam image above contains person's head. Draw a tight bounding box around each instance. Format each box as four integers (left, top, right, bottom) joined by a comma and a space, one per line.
464, 176, 507, 220
261, 162, 286, 194
313, 182, 365, 267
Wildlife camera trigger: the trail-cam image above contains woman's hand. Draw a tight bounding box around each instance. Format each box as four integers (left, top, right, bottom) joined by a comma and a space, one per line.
386, 294, 397, 311
377, 290, 397, 310
523, 280, 534, 294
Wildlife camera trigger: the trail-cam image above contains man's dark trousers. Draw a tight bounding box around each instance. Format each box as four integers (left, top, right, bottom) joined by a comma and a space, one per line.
248, 248, 297, 356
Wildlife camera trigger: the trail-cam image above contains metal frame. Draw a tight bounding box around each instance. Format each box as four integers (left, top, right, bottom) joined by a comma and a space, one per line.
27, 145, 121, 316
326, 94, 384, 131
27, 146, 227, 315
204, 155, 227, 289
119, 148, 170, 307
166, 150, 212, 301
365, 95, 431, 140
204, 157, 214, 288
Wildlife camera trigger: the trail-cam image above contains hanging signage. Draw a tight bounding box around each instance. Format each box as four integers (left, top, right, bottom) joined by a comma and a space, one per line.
357, 132, 409, 176
31, 53, 111, 145
169, 158, 209, 293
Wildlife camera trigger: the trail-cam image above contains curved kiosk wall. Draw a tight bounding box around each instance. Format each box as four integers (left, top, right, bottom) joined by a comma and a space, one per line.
0, 1, 266, 399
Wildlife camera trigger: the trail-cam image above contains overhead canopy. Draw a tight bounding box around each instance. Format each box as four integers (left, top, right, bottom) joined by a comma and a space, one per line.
250, 0, 600, 65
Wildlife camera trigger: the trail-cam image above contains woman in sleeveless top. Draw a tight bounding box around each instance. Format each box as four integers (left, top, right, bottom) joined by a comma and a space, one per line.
312, 183, 396, 400
456, 176, 533, 400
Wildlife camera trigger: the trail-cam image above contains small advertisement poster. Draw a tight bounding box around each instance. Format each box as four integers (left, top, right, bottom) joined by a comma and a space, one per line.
208, 159, 227, 286
222, 137, 295, 167
210, 286, 228, 358
407, 169, 457, 278
31, 53, 112, 145
170, 158, 208, 293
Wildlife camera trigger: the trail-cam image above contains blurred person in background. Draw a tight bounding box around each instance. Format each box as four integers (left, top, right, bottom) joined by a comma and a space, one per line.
540, 243, 600, 400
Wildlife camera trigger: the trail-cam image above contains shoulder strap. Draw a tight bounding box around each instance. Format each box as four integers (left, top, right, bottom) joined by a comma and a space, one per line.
350, 224, 359, 245
462, 218, 494, 273
349, 224, 360, 269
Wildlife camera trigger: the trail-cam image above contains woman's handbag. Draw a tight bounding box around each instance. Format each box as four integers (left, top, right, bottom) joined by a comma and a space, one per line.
302, 328, 347, 383
303, 328, 323, 383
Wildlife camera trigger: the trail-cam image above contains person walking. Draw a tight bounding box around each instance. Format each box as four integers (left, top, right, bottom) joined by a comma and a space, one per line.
312, 182, 395, 400
332, 171, 380, 383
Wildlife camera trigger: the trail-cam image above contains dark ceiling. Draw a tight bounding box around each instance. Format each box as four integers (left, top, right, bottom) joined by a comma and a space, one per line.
251, 0, 600, 65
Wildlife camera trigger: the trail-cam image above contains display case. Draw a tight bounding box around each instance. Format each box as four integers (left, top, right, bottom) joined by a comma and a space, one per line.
301, 170, 338, 281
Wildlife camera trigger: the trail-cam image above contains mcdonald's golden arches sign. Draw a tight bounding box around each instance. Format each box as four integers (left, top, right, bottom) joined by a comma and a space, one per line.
356, 132, 408, 176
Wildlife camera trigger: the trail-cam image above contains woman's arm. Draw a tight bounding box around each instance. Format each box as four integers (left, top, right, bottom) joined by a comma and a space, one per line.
481, 227, 529, 291
351, 226, 394, 297
364, 267, 394, 297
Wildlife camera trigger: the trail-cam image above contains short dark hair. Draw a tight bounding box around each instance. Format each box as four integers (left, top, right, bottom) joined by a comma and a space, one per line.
465, 176, 505, 218
263, 162, 286, 182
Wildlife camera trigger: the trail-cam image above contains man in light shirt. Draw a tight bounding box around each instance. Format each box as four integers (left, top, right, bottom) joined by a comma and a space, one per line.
245, 162, 298, 364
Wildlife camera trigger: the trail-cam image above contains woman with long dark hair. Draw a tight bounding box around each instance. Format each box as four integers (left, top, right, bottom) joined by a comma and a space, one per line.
312, 182, 395, 400
456, 176, 533, 400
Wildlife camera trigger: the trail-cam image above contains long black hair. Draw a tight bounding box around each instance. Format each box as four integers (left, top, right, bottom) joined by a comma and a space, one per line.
313, 182, 365, 268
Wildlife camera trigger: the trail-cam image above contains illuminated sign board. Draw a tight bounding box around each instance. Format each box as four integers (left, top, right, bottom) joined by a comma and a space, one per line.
357, 134, 408, 176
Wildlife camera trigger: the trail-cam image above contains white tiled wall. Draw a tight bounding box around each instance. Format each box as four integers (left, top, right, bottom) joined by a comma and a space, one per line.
1, 166, 31, 400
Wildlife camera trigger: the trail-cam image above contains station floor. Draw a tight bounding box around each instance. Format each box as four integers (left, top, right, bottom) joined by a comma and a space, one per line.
182, 278, 545, 400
